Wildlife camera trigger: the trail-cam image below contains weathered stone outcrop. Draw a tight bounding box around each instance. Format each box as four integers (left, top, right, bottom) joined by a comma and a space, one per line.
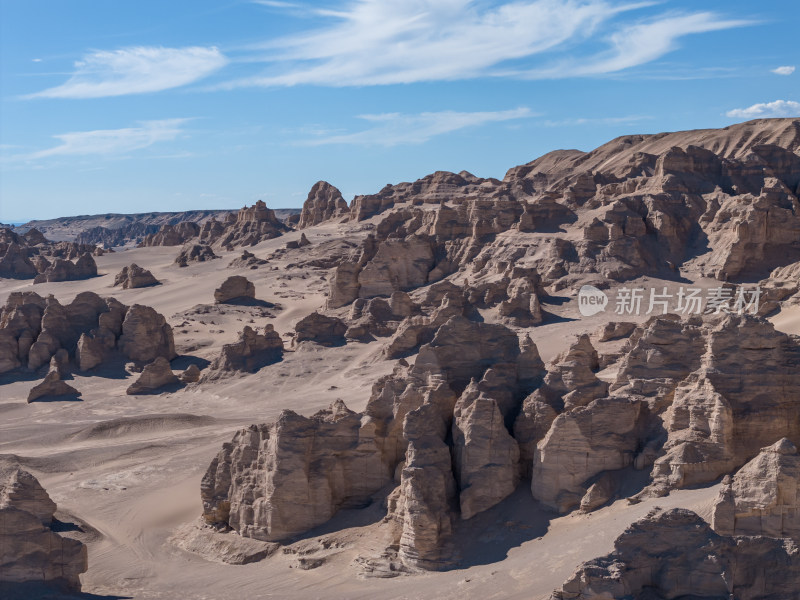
214, 276, 255, 304
551, 508, 800, 600
27, 356, 80, 402
118, 304, 176, 365
1, 291, 173, 376
203, 325, 283, 379
712, 438, 800, 539
33, 253, 97, 283
298, 181, 348, 228
175, 242, 217, 266
140, 221, 201, 247
126, 357, 179, 395
0, 466, 88, 592
202, 316, 539, 571
0, 242, 38, 279
113, 263, 159, 289
294, 312, 347, 346
646, 314, 800, 496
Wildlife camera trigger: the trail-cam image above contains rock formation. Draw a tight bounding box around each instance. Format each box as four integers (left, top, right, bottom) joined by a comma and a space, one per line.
298, 181, 348, 228
27, 355, 80, 402
0, 465, 88, 592
214, 276, 255, 304
113, 263, 159, 289
202, 316, 541, 571
33, 253, 97, 283
712, 438, 800, 539
294, 312, 347, 346
202, 324, 283, 379
175, 242, 217, 266
0, 291, 175, 374
126, 357, 179, 394
551, 508, 800, 600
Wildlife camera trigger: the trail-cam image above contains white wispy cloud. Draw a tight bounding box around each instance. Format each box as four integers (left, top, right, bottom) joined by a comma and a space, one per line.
520, 12, 749, 78
772, 65, 796, 76
218, 0, 749, 88
542, 115, 652, 126
24, 119, 191, 159
299, 107, 532, 146
725, 100, 800, 119
27, 47, 227, 99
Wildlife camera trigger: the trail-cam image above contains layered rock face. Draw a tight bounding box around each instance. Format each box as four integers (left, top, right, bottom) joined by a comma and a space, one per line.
712, 438, 800, 539
214, 276, 255, 304
0, 466, 88, 592
202, 316, 543, 570
551, 508, 800, 600
298, 181, 348, 228
113, 263, 159, 289
0, 291, 175, 374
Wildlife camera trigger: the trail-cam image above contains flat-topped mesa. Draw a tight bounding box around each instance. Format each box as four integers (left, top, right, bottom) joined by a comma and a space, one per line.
298, 181, 349, 228
0, 466, 88, 593
201, 316, 541, 571
550, 508, 800, 600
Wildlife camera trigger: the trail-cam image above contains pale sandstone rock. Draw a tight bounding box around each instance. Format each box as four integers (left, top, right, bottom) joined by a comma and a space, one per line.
180, 364, 201, 383
551, 508, 800, 600
203, 325, 283, 378
27, 360, 80, 402
214, 275, 255, 304
118, 304, 176, 365
712, 438, 800, 539
294, 312, 347, 346
298, 181, 348, 228
0, 466, 88, 592
33, 252, 96, 283
126, 357, 179, 395
175, 242, 217, 266
113, 263, 159, 289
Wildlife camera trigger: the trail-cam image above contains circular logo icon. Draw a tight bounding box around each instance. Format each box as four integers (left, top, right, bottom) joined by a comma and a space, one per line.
578, 285, 608, 317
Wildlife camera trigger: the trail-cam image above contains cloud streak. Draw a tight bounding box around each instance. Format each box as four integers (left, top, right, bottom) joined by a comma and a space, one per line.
772, 66, 795, 76
23, 119, 191, 160
299, 107, 532, 146
28, 47, 227, 99
725, 100, 800, 119
218, 0, 749, 88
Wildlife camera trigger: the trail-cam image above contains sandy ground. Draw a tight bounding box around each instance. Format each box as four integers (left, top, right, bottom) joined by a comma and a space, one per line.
1, 222, 793, 599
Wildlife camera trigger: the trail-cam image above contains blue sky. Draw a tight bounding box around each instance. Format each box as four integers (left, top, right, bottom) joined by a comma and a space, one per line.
0, 0, 798, 222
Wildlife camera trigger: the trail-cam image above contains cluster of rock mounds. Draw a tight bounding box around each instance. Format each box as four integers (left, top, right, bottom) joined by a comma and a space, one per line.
202, 314, 545, 572
0, 290, 177, 399
200, 324, 283, 381
552, 438, 800, 599
0, 465, 87, 593
200, 308, 800, 574
1, 226, 100, 282
290, 119, 800, 299
142, 201, 289, 254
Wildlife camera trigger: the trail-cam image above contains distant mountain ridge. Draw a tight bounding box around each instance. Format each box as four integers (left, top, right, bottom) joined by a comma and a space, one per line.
14, 208, 301, 245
